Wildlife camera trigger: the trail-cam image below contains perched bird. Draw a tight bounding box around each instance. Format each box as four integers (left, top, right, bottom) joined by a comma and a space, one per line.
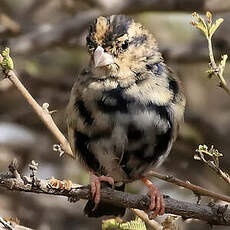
67, 15, 185, 218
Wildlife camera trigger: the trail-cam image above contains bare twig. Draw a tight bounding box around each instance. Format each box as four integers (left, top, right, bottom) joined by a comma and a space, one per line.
1, 162, 230, 226
207, 36, 230, 96
147, 170, 230, 203
197, 158, 230, 185
0, 56, 73, 158
195, 145, 230, 185
5, 70, 74, 157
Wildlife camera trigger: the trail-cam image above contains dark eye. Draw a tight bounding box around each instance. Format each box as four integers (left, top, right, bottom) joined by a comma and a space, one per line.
121, 40, 129, 50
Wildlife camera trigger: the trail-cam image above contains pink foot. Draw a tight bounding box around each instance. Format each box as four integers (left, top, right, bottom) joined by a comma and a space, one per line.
141, 177, 165, 218
89, 171, 114, 207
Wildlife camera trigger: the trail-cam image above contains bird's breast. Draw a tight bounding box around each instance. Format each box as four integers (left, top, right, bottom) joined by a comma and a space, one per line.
70, 77, 175, 182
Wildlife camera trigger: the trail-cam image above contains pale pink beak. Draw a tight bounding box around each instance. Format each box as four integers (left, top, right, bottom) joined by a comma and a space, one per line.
94, 46, 114, 68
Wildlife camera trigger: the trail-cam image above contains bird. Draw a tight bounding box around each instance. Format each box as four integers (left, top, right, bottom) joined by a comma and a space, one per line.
66, 15, 185, 218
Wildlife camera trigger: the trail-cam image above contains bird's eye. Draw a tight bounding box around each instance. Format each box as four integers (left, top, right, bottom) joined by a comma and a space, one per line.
121, 40, 129, 50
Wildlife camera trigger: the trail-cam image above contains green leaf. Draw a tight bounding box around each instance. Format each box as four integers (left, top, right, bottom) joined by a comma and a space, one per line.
102, 219, 120, 230
102, 217, 147, 230
120, 217, 146, 230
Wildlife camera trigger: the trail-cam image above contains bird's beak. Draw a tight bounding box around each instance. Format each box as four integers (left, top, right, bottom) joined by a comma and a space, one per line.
94, 46, 114, 68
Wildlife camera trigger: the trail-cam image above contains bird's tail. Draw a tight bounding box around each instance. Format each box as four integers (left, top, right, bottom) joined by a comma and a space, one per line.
84, 183, 126, 218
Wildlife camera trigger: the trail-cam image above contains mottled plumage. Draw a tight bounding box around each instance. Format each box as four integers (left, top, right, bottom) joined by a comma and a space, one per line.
67, 15, 185, 217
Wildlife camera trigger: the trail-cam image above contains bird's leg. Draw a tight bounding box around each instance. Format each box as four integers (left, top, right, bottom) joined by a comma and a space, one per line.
89, 171, 114, 207
141, 177, 165, 218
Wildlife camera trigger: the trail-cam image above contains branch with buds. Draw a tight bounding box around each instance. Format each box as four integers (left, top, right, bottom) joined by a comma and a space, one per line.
194, 145, 230, 185
191, 12, 230, 96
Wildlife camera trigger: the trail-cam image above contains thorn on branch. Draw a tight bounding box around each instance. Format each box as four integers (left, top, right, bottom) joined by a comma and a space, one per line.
42, 103, 57, 115
194, 192, 202, 205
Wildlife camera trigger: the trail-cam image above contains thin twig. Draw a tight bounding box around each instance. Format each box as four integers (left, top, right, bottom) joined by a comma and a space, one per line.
194, 148, 230, 185
191, 12, 230, 96
4, 70, 73, 158
147, 171, 230, 203
202, 160, 230, 185
207, 37, 230, 96
208, 38, 216, 69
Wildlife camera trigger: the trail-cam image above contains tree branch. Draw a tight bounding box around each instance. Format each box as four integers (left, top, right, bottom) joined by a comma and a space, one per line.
0, 161, 230, 226
194, 145, 230, 186
147, 171, 230, 203
197, 158, 230, 185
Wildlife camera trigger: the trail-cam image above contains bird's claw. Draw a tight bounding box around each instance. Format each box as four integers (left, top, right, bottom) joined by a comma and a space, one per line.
89, 172, 114, 208
141, 177, 165, 217
148, 185, 165, 216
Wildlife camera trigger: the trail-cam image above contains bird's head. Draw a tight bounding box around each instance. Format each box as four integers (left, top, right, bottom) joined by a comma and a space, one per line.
86, 15, 161, 79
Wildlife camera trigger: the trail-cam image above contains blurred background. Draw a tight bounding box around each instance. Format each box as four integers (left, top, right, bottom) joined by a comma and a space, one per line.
0, 0, 230, 229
